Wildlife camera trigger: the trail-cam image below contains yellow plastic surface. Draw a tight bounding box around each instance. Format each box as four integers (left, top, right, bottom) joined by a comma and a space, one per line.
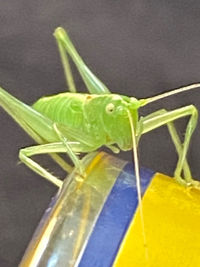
113, 173, 200, 267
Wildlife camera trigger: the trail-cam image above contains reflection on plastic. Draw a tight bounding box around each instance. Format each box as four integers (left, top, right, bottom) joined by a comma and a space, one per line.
19, 152, 127, 266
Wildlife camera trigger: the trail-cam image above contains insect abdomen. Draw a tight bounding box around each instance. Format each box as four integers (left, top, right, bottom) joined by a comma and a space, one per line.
32, 93, 86, 129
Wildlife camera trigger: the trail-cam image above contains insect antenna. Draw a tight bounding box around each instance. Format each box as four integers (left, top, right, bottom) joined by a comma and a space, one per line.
140, 83, 200, 106
127, 110, 148, 260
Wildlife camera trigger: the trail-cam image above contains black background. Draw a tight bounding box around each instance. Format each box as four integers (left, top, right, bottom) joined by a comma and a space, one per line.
1, 1, 200, 266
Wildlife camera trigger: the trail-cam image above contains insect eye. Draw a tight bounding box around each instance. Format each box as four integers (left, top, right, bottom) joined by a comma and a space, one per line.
106, 103, 115, 114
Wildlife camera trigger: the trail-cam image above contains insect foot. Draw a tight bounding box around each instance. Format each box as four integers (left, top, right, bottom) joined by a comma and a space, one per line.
75, 171, 86, 182
73, 163, 87, 182
175, 176, 200, 189
187, 180, 200, 190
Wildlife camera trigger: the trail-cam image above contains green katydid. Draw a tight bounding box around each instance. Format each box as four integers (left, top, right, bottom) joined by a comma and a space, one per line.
1, 27, 200, 250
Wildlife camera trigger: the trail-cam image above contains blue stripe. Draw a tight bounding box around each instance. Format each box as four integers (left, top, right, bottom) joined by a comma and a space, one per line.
78, 163, 155, 267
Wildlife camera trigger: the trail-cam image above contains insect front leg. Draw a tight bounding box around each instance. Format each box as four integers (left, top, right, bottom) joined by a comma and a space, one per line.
138, 105, 198, 186
53, 123, 84, 175
138, 109, 192, 180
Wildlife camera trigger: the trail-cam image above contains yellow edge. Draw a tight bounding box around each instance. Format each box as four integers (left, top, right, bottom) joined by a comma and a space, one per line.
113, 173, 200, 267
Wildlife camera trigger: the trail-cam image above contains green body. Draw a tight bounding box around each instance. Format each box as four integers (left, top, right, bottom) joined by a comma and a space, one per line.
0, 26, 199, 190
33, 93, 139, 151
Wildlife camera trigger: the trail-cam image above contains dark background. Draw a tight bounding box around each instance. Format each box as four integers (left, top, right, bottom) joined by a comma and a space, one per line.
1, 1, 200, 266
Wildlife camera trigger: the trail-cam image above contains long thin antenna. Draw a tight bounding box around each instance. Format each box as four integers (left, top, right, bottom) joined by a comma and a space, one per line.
140, 83, 200, 106
127, 111, 148, 260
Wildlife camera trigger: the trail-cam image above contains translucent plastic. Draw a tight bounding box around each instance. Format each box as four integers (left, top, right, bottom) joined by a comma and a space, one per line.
19, 152, 126, 267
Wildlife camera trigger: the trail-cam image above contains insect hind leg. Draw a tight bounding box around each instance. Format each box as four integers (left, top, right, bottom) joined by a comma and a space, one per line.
54, 27, 111, 95
54, 29, 77, 93
15, 117, 73, 174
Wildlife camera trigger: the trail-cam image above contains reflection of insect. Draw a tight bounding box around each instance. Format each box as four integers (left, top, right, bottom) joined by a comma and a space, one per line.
1, 27, 200, 249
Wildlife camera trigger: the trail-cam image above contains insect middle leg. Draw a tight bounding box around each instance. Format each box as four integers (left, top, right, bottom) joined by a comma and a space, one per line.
139, 105, 198, 185
19, 141, 82, 188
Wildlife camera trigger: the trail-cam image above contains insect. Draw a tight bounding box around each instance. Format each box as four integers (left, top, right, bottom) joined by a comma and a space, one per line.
1, 27, 200, 253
